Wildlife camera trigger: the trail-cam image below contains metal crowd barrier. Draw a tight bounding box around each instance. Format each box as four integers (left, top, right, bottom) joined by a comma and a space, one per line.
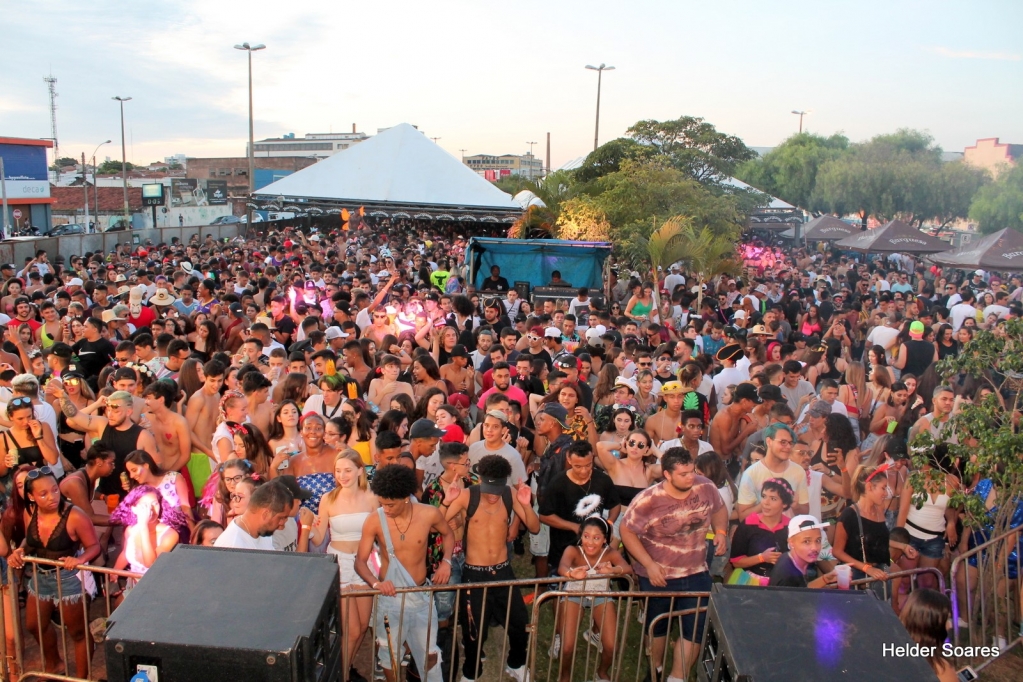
949, 526, 1022, 669
0, 556, 142, 682
825, 566, 947, 603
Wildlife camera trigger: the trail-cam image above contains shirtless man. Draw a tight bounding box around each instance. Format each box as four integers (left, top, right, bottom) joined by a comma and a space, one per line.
363, 308, 395, 347
343, 340, 372, 389
708, 382, 762, 476
439, 345, 475, 400
355, 465, 453, 682
242, 370, 274, 437
49, 386, 157, 503
443, 455, 537, 682
110, 367, 146, 424
186, 359, 226, 458
142, 380, 193, 472
645, 382, 685, 446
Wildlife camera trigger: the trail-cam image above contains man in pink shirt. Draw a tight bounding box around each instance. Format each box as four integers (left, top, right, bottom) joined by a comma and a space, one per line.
476, 361, 527, 410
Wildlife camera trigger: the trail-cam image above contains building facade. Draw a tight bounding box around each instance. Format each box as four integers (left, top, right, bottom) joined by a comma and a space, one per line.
185, 156, 319, 196
964, 138, 1022, 178
463, 153, 543, 178
250, 130, 369, 159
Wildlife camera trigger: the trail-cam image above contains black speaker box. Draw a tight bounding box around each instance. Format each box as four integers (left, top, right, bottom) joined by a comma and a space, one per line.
105, 545, 341, 682
698, 584, 938, 682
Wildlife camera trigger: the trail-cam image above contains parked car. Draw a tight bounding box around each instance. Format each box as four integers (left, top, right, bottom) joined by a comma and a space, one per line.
48, 223, 86, 236
209, 215, 241, 225
105, 219, 130, 232
239, 213, 264, 224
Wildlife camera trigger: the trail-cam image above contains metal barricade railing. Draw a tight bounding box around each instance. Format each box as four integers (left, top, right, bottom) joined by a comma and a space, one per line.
526, 587, 707, 682
340, 575, 604, 682
824, 567, 947, 605
0, 557, 141, 682
949, 526, 1022, 667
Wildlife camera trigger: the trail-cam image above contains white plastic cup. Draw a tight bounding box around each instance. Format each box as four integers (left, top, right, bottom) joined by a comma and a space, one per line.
835, 564, 852, 590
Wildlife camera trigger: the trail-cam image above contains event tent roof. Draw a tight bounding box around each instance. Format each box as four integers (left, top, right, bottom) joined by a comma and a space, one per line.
834, 219, 949, 254
801, 215, 858, 241
929, 228, 1023, 270
253, 123, 520, 213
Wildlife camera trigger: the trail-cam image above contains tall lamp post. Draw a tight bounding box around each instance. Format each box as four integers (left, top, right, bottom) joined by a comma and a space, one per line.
88, 140, 111, 232
234, 42, 265, 228
791, 110, 810, 134
584, 63, 615, 151
112, 97, 131, 226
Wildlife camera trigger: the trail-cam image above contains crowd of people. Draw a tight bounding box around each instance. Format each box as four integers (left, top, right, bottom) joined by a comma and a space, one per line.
0, 224, 1012, 682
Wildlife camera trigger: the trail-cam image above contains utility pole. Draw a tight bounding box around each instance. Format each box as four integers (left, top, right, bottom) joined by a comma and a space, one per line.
791, 110, 810, 134
526, 141, 537, 180
585, 64, 615, 151
546, 133, 551, 177
90, 140, 111, 232
0, 157, 9, 240
44, 75, 59, 176
430, 137, 441, 144
82, 152, 89, 229
112, 96, 132, 226
234, 42, 266, 230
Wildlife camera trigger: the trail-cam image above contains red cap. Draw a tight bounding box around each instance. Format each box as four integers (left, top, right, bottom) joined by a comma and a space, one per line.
441, 424, 465, 443
447, 393, 470, 409
283, 240, 293, 249
137, 249, 148, 258
529, 325, 544, 336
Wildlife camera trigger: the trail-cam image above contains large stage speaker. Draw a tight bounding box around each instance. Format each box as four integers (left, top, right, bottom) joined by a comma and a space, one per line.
105, 545, 341, 682
698, 584, 937, 682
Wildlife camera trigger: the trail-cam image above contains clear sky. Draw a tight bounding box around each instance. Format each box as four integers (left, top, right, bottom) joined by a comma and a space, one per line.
3, 0, 1021, 169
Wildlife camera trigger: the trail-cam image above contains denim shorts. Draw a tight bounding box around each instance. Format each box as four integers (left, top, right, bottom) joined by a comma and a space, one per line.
433, 553, 464, 623
640, 571, 712, 641
909, 534, 946, 560
26, 567, 82, 604
566, 595, 609, 608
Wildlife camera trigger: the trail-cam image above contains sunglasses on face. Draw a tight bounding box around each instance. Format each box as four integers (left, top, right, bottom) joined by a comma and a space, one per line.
626, 439, 649, 449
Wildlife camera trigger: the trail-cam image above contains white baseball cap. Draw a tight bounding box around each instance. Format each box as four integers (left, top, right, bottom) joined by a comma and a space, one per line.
788, 515, 828, 538
325, 327, 349, 340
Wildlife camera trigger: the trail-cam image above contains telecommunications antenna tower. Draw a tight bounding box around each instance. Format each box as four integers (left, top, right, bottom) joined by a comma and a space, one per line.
44, 74, 59, 164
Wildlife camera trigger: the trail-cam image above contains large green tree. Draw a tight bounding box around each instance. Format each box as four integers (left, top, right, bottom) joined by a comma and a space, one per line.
814, 129, 986, 229
573, 138, 656, 183
98, 159, 135, 173
626, 116, 757, 184
736, 132, 849, 209
969, 162, 1023, 234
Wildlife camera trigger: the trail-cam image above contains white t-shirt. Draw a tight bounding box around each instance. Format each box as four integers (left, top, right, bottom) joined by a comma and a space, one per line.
273, 517, 299, 552
807, 469, 824, 523
214, 520, 275, 551
950, 303, 978, 331
658, 438, 714, 456
416, 452, 445, 490
467, 441, 528, 486
983, 304, 1010, 322
737, 460, 810, 507
866, 325, 899, 352
713, 366, 751, 409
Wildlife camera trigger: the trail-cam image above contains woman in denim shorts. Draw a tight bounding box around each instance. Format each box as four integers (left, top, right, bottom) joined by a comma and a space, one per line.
8, 467, 101, 677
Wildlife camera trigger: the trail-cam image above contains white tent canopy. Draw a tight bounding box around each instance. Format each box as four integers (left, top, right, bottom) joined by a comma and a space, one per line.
254, 123, 520, 211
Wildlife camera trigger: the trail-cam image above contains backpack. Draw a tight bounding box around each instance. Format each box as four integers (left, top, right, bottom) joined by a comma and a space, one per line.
463, 484, 513, 556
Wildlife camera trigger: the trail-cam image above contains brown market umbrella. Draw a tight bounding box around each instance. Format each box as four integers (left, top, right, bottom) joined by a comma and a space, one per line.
834, 219, 950, 254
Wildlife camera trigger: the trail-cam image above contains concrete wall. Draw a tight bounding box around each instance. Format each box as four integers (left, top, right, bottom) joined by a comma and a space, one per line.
0, 224, 244, 265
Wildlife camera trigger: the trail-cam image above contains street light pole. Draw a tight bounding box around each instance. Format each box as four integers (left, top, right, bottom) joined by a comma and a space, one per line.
234, 42, 265, 228
112, 97, 131, 226
791, 110, 810, 134
88, 140, 111, 232
585, 64, 615, 151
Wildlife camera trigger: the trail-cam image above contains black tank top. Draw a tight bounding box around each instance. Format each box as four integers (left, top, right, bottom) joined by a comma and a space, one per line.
902, 339, 934, 378
26, 501, 79, 561
97, 422, 144, 497
3, 430, 44, 468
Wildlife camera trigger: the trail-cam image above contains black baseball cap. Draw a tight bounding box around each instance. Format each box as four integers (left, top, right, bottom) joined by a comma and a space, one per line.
733, 383, 763, 404
409, 419, 446, 440
275, 475, 313, 501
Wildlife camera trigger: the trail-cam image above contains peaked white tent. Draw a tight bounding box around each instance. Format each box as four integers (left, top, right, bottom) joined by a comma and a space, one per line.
253, 123, 520, 214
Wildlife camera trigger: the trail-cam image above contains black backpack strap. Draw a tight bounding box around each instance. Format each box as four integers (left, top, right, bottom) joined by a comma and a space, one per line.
467, 485, 481, 520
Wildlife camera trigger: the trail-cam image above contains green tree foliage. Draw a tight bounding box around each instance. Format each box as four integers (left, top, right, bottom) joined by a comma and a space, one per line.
49, 156, 79, 171
910, 321, 1023, 626
555, 196, 612, 242
574, 138, 655, 183
626, 116, 757, 184
969, 163, 1023, 234
736, 132, 849, 209
814, 129, 987, 229
98, 160, 135, 174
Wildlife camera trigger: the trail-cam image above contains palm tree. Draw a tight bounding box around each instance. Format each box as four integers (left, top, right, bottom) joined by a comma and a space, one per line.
627, 216, 739, 315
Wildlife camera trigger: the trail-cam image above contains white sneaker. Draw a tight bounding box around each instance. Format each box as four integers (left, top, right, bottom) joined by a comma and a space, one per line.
505, 665, 530, 682
583, 627, 602, 652
548, 633, 561, 659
